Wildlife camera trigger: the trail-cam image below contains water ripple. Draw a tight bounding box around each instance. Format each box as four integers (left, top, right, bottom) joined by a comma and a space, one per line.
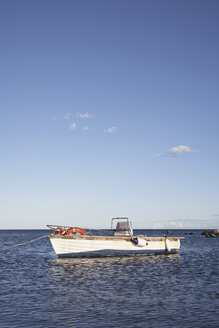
0, 230, 218, 327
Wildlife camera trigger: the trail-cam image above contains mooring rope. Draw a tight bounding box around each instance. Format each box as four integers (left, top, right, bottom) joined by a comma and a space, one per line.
0, 235, 48, 252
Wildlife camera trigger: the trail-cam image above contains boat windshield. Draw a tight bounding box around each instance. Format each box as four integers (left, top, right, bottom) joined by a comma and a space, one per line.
116, 221, 130, 231
111, 217, 133, 236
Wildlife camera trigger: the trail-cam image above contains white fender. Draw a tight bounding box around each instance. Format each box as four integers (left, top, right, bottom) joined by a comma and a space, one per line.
165, 238, 171, 252
132, 238, 147, 247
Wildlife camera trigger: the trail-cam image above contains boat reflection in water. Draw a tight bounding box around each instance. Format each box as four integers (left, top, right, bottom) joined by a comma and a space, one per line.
48, 253, 181, 326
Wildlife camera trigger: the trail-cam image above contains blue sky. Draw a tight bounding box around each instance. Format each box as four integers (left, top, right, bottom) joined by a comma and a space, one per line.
0, 0, 219, 229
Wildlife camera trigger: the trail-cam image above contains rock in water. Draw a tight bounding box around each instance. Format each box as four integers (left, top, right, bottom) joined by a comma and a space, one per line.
201, 230, 219, 238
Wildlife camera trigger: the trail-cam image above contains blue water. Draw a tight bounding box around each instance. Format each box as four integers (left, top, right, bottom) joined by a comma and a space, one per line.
0, 229, 218, 327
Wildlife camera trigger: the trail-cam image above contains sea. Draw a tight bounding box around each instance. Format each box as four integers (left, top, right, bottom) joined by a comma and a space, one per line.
0, 229, 218, 328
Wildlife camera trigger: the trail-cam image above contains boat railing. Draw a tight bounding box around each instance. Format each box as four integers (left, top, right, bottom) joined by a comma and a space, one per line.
47, 225, 113, 236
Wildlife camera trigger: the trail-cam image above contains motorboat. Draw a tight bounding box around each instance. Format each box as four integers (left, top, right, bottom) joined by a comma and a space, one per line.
47, 217, 184, 257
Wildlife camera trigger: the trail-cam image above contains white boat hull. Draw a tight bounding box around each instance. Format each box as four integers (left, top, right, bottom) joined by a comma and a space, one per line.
48, 235, 181, 257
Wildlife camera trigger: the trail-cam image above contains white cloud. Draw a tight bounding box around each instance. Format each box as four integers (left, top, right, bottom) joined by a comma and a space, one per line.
168, 145, 198, 156
51, 114, 58, 121
76, 112, 92, 119
104, 126, 117, 133
83, 126, 95, 132
154, 145, 198, 158
153, 221, 184, 229
153, 217, 219, 229
153, 153, 163, 157
69, 122, 77, 130
168, 221, 185, 228
64, 112, 71, 120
